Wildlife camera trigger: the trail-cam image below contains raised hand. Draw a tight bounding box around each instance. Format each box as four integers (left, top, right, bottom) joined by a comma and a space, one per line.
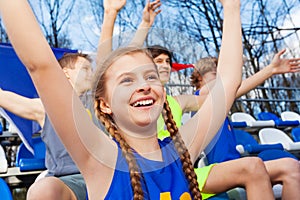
142, 0, 161, 26
218, 0, 241, 7
269, 49, 300, 74
104, 0, 126, 12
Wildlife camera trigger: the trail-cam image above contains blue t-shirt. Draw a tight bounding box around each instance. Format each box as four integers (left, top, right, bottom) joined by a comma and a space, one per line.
105, 138, 192, 200
193, 90, 240, 164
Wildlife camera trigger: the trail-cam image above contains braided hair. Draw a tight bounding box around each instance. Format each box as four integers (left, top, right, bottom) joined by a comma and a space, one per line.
162, 100, 202, 200
94, 99, 144, 200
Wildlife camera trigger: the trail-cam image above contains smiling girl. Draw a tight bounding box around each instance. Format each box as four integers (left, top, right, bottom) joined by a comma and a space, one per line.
0, 0, 243, 199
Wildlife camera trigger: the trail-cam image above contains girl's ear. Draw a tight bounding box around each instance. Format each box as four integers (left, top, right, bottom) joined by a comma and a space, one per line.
99, 98, 112, 114
63, 68, 71, 79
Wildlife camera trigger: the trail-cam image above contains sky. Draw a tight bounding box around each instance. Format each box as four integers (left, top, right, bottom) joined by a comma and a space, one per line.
66, 0, 300, 55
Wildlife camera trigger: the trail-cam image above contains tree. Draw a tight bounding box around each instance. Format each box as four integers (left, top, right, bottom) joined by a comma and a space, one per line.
29, 0, 76, 48
86, 0, 300, 115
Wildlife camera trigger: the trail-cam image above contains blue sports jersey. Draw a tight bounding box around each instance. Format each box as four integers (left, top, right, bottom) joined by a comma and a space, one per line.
105, 138, 192, 200
204, 118, 241, 164
193, 90, 240, 164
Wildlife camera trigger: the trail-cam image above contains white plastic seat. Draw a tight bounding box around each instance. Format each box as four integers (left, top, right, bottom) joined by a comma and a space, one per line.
231, 112, 275, 127
0, 145, 8, 173
259, 128, 300, 151
280, 111, 300, 122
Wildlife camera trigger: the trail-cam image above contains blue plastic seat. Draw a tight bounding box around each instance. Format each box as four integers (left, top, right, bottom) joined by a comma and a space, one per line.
15, 136, 46, 171
257, 111, 299, 128
258, 149, 298, 161
233, 129, 284, 155
230, 121, 248, 128
0, 178, 13, 200
291, 127, 300, 142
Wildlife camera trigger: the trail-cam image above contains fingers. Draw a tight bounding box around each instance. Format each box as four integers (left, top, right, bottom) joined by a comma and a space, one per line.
290, 68, 300, 73
149, 0, 161, 13
288, 58, 300, 64
289, 59, 300, 72
276, 49, 287, 57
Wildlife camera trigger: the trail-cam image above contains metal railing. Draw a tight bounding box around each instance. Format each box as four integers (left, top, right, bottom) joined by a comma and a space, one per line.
166, 83, 300, 116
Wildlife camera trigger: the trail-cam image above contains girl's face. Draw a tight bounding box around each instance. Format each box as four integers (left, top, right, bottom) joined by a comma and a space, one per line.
103, 52, 165, 135
153, 53, 171, 85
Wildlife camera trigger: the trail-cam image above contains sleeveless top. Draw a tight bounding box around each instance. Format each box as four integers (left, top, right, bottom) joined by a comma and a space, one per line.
157, 95, 182, 140
105, 138, 192, 200
191, 89, 240, 163
205, 117, 241, 164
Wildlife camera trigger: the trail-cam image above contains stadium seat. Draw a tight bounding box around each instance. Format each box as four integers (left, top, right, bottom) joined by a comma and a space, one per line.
259, 128, 300, 151
0, 144, 8, 173
257, 149, 297, 161
281, 111, 300, 122
233, 129, 284, 156
15, 137, 46, 171
291, 127, 300, 142
0, 178, 13, 200
257, 111, 299, 127
231, 112, 275, 128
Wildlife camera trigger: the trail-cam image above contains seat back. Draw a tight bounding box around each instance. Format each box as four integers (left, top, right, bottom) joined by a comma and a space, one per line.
291, 127, 300, 142
32, 137, 46, 159
0, 178, 13, 200
231, 112, 256, 123
257, 112, 279, 121
233, 129, 258, 146
258, 128, 292, 149
16, 136, 45, 166
15, 143, 34, 166
281, 111, 300, 122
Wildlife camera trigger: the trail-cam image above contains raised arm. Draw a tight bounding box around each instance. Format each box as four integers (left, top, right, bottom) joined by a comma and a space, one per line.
130, 0, 161, 47
173, 94, 207, 113
236, 49, 300, 97
0, 88, 45, 127
181, 0, 243, 162
0, 0, 116, 174
96, 0, 126, 64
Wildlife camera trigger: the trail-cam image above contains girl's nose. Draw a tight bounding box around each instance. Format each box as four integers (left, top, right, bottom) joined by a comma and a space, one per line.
136, 81, 151, 93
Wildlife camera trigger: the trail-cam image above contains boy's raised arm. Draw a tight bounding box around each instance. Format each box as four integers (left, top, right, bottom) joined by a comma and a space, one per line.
96, 0, 126, 64
130, 0, 161, 47
236, 49, 300, 98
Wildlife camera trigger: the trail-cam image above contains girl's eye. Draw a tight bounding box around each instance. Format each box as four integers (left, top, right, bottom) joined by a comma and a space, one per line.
146, 74, 159, 80
120, 77, 133, 84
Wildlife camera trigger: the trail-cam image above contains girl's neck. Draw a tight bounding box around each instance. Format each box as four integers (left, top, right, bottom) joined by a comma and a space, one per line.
123, 134, 163, 161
